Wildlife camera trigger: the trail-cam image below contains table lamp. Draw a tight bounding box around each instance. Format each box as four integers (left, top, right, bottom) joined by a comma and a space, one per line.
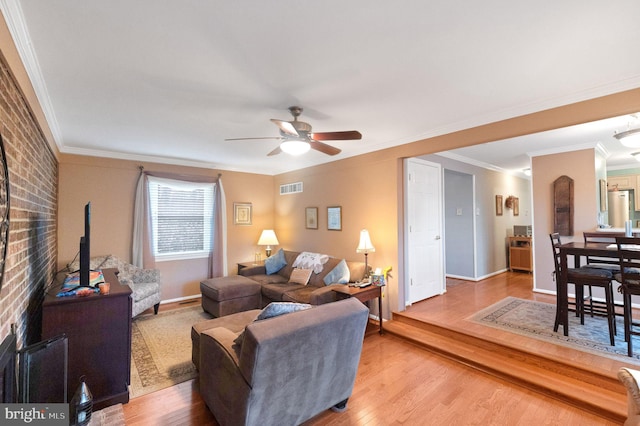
356, 229, 375, 278
258, 229, 279, 257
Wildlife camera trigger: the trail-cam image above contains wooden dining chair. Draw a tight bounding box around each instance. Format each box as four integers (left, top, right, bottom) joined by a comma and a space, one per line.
583, 232, 622, 271
615, 237, 640, 357
582, 232, 624, 319
549, 233, 617, 346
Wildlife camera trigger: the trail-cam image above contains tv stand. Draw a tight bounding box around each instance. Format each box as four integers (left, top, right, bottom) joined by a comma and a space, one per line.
42, 268, 131, 409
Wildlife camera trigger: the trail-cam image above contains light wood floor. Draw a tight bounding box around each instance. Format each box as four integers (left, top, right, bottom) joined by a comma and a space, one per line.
123, 272, 628, 425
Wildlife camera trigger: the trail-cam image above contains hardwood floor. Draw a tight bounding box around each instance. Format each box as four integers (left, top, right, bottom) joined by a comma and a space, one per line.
123, 272, 628, 425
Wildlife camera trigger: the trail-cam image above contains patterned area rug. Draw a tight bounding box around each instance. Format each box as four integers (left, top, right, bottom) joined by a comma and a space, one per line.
467, 296, 640, 364
130, 304, 212, 398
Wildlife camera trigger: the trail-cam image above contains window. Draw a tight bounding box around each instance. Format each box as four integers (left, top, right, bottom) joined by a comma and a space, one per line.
147, 176, 215, 261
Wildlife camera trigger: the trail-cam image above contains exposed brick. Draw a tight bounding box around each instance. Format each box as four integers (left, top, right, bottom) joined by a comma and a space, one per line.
0, 52, 57, 347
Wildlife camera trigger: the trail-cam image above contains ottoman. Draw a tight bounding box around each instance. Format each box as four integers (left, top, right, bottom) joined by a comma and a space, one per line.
200, 275, 262, 318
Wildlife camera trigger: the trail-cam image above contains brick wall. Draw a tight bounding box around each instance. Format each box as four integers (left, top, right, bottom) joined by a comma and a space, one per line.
0, 51, 58, 347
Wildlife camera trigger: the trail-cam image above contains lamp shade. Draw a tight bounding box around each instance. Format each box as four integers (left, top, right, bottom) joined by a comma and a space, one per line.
356, 229, 375, 253
615, 128, 640, 148
257, 229, 279, 246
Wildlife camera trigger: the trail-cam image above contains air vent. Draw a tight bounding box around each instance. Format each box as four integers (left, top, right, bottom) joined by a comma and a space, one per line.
280, 182, 303, 195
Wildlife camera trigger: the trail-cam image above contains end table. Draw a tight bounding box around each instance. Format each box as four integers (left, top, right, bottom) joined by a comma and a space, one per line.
332, 284, 383, 335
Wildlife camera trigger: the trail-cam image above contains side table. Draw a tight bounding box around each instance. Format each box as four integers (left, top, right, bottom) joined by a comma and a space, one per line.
332, 285, 383, 335
237, 260, 265, 274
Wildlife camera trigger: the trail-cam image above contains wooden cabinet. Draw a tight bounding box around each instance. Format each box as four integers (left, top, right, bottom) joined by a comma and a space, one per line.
42, 269, 131, 410
606, 175, 640, 211
509, 237, 533, 273
607, 175, 635, 191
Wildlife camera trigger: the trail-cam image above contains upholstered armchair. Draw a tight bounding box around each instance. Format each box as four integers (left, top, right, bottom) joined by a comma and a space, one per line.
68, 254, 161, 317
619, 367, 640, 426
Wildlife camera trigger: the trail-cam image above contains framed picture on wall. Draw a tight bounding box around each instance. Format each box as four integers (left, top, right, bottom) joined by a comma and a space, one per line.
495, 195, 503, 216
513, 197, 519, 216
305, 207, 318, 229
233, 202, 252, 225
327, 206, 342, 231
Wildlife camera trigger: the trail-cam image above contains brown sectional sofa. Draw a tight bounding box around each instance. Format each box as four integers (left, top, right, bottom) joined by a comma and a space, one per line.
238, 249, 368, 306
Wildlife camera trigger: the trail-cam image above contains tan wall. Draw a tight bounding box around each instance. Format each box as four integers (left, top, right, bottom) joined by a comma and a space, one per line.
274, 90, 640, 317
274, 150, 398, 317
58, 154, 274, 301
531, 149, 600, 295
52, 89, 640, 316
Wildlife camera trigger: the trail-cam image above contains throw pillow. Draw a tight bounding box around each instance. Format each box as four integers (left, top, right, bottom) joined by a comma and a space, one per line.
256, 302, 312, 321
289, 268, 312, 285
323, 259, 350, 285
264, 248, 287, 275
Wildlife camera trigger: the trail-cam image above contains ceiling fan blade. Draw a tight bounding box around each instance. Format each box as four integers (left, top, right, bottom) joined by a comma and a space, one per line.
267, 146, 282, 156
270, 119, 299, 137
310, 130, 362, 141
310, 140, 341, 156
224, 136, 283, 141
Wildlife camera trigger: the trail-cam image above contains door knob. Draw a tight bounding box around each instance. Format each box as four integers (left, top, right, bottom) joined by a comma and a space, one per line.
435, 235, 441, 240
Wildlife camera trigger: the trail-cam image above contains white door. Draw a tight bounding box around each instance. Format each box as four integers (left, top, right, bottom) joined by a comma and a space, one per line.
405, 158, 445, 304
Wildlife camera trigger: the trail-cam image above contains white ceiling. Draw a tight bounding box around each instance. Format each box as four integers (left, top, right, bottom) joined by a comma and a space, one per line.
2, 1, 640, 175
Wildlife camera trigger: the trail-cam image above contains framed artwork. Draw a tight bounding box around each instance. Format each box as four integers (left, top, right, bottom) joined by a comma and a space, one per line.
327, 206, 342, 231
233, 202, 252, 225
495, 195, 503, 216
305, 207, 318, 229
513, 197, 519, 216
599, 179, 607, 212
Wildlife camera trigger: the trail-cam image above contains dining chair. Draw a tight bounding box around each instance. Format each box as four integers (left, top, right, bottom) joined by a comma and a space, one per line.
582, 232, 624, 319
615, 237, 640, 357
583, 232, 622, 271
549, 233, 617, 346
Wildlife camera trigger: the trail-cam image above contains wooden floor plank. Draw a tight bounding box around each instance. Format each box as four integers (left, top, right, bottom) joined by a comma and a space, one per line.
124, 272, 629, 425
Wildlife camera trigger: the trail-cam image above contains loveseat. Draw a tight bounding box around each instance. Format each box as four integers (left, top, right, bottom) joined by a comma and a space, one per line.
239, 249, 368, 305
197, 298, 369, 426
68, 254, 161, 317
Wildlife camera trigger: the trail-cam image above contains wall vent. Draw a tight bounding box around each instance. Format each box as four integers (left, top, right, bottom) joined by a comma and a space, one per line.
280, 182, 303, 195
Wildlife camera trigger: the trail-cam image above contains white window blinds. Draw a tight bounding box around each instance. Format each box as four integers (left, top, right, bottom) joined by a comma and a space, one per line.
147, 176, 214, 260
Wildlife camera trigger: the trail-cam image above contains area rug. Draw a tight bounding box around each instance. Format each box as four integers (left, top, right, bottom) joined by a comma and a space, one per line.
467, 296, 640, 364
130, 304, 212, 398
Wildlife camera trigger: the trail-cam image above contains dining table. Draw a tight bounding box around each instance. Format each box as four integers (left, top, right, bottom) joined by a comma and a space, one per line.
556, 241, 618, 336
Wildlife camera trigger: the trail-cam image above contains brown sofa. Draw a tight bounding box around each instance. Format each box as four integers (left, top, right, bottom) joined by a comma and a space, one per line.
198, 298, 369, 426
238, 250, 367, 306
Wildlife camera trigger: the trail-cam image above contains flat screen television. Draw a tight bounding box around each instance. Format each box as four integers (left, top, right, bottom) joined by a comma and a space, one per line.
79, 202, 90, 288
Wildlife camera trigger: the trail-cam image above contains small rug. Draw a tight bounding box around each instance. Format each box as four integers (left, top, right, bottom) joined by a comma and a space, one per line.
130, 304, 212, 398
467, 296, 640, 364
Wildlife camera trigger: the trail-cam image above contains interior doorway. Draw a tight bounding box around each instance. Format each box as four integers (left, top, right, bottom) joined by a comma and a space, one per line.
404, 158, 445, 305
443, 169, 475, 278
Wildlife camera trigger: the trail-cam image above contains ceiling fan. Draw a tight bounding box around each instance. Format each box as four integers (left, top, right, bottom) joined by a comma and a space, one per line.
225, 106, 362, 156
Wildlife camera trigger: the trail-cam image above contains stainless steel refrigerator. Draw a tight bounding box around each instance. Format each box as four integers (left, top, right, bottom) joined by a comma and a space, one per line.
608, 190, 630, 228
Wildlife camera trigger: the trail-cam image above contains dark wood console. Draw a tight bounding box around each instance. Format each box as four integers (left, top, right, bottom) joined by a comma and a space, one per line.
42, 268, 132, 410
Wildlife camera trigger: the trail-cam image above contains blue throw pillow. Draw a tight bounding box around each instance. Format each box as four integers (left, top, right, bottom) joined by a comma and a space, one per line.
323, 259, 350, 285
265, 248, 287, 275
256, 302, 312, 321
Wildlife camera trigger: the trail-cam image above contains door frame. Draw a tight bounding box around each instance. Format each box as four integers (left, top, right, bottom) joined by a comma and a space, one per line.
403, 157, 445, 306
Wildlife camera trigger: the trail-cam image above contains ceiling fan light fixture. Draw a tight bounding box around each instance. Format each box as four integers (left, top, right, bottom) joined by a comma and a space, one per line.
614, 128, 640, 148
280, 139, 310, 156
